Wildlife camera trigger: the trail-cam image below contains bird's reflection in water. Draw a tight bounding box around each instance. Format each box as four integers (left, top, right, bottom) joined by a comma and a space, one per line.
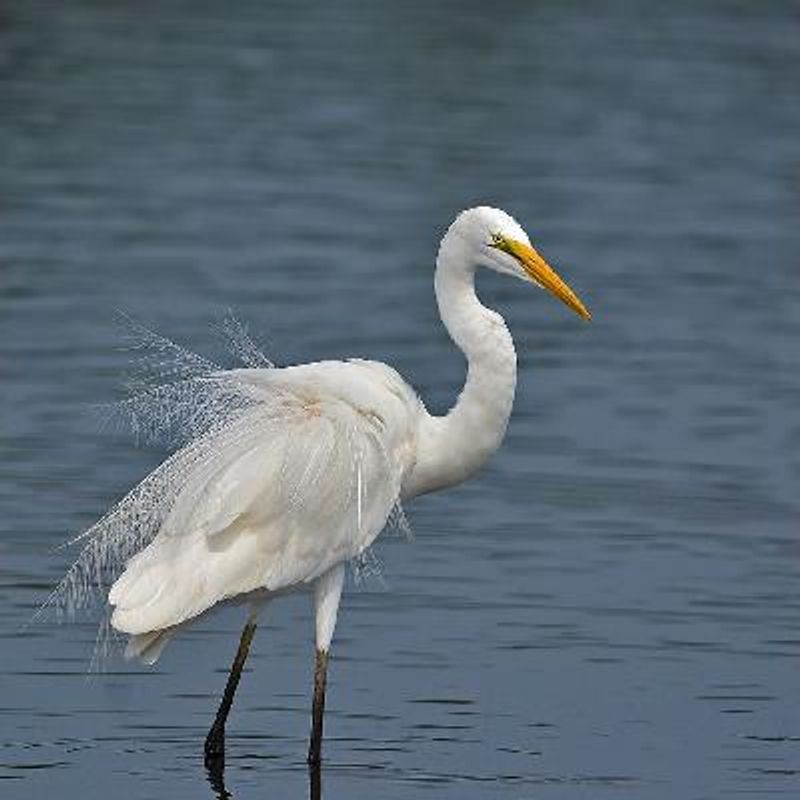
309, 763, 322, 800
205, 757, 231, 800
205, 756, 323, 800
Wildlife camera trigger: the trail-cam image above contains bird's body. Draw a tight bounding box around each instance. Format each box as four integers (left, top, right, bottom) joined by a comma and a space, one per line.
52, 206, 590, 765
109, 359, 419, 645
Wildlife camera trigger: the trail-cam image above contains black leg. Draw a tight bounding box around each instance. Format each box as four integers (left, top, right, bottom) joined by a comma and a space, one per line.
307, 648, 329, 766
204, 619, 258, 767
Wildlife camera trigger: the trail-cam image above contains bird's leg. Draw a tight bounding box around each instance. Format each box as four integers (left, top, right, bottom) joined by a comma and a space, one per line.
204, 619, 258, 766
307, 563, 345, 766
308, 739, 323, 800
307, 647, 329, 766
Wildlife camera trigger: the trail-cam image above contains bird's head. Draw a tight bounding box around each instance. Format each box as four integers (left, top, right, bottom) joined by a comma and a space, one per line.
449, 206, 591, 321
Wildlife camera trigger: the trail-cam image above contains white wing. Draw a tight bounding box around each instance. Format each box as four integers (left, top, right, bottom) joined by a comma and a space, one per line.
105, 360, 420, 635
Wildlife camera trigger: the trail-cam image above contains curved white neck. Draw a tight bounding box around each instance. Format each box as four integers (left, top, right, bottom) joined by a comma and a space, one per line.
404, 232, 517, 497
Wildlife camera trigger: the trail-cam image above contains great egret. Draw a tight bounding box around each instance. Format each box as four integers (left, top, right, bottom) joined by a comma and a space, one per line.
52, 206, 590, 768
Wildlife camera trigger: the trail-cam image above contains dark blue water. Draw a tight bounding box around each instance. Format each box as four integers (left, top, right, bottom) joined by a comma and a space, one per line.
2, 1, 799, 798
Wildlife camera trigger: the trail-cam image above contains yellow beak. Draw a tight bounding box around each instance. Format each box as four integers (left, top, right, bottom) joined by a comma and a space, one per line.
503, 238, 591, 321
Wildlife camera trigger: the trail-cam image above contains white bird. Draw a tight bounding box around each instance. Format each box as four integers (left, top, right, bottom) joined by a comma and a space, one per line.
52, 206, 590, 768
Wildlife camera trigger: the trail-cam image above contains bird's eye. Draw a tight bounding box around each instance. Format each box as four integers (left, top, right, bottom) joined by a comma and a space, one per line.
490, 233, 504, 248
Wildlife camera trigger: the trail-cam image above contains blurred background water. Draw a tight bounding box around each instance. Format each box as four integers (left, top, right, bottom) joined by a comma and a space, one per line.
1, 1, 798, 798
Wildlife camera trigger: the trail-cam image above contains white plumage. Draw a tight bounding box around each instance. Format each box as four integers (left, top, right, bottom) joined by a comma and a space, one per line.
108, 360, 419, 638
49, 206, 589, 763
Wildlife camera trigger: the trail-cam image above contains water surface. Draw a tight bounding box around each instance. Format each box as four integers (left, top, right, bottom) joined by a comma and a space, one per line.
1, 1, 799, 798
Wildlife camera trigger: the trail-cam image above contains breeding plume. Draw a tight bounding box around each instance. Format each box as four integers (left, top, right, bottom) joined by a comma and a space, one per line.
51, 206, 590, 767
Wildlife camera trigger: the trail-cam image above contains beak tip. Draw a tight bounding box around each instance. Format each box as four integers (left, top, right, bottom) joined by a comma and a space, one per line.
572, 301, 591, 322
